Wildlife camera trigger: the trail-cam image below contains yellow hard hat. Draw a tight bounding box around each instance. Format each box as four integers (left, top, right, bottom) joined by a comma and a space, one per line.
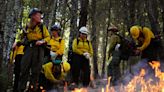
130, 26, 140, 39
62, 61, 70, 72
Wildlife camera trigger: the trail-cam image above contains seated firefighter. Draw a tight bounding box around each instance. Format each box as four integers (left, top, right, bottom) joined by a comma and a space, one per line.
38, 24, 68, 91
39, 61, 71, 91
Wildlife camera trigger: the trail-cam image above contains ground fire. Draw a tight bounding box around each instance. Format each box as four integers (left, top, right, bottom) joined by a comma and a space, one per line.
70, 60, 164, 92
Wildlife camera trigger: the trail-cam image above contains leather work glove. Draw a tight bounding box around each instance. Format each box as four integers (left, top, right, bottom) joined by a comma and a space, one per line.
50, 51, 57, 60
83, 52, 90, 59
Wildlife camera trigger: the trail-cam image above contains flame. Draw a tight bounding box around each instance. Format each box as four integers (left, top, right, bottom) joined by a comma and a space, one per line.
64, 82, 68, 92
72, 88, 87, 92
73, 61, 164, 92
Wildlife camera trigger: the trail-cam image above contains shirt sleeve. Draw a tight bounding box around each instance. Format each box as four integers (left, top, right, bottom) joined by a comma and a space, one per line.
108, 35, 118, 54
56, 39, 65, 55
138, 27, 152, 51
15, 29, 23, 43
43, 25, 51, 42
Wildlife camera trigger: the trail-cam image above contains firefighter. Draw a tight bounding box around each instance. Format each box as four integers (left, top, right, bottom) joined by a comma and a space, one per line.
130, 25, 158, 62
39, 61, 70, 91
48, 24, 65, 64
18, 8, 50, 92
71, 26, 93, 87
107, 26, 122, 86
11, 28, 24, 92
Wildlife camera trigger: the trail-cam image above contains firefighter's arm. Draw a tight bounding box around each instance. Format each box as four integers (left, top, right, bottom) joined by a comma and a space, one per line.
56, 39, 65, 55
42, 25, 51, 43
13, 29, 23, 48
9, 47, 18, 64
72, 39, 83, 55
138, 27, 151, 51
43, 62, 59, 83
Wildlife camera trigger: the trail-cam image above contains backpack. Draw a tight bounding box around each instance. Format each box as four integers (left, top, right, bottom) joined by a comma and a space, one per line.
116, 34, 136, 60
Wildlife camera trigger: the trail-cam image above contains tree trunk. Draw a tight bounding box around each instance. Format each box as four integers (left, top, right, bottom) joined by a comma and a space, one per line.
123, 0, 130, 30
101, 0, 111, 78
128, 0, 136, 26
158, 0, 164, 60
47, 0, 57, 29
60, 0, 69, 37
91, 0, 99, 79
146, 0, 160, 35
68, 0, 78, 63
101, 27, 108, 78
0, 0, 22, 90
0, 0, 7, 73
79, 0, 89, 28
159, 0, 164, 33
40, 0, 55, 26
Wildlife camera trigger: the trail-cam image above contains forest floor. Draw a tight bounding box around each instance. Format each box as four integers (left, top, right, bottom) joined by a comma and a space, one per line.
46, 59, 164, 92
6, 59, 164, 92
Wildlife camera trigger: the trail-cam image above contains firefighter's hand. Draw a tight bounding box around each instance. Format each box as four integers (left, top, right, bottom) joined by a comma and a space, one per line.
59, 80, 65, 85
12, 42, 17, 49
50, 51, 57, 60
53, 80, 64, 85
134, 49, 141, 55
83, 52, 90, 59
52, 80, 60, 84
36, 40, 45, 45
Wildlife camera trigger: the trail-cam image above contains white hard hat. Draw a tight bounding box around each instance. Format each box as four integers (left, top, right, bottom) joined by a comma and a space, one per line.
79, 26, 89, 35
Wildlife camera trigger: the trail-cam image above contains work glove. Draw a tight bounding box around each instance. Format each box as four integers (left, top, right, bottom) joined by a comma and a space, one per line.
36, 40, 45, 45
115, 43, 120, 51
50, 51, 57, 60
83, 52, 90, 59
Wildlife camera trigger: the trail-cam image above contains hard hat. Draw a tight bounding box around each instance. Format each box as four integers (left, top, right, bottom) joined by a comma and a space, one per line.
107, 26, 118, 32
130, 26, 140, 39
51, 24, 61, 31
62, 61, 70, 72
29, 8, 42, 18
79, 26, 89, 35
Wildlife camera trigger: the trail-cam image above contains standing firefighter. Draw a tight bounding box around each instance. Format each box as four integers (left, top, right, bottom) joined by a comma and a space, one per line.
130, 25, 158, 62
70, 26, 93, 87
11, 28, 24, 92
18, 8, 50, 92
107, 26, 122, 86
